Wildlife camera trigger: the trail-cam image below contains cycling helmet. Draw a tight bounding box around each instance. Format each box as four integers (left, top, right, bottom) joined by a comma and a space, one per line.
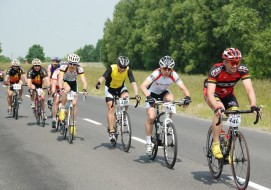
117, 56, 130, 67
222, 48, 242, 62
159, 55, 175, 68
52, 57, 61, 63
32, 58, 42, 65
68, 53, 80, 64
11, 59, 20, 66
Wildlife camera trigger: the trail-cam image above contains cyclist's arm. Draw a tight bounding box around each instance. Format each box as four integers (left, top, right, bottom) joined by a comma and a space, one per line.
44, 76, 50, 87
140, 78, 152, 97
207, 82, 220, 110
176, 82, 190, 97
80, 74, 87, 90
58, 71, 64, 89
22, 73, 27, 84
4, 74, 10, 84
127, 70, 138, 95
97, 76, 105, 84
51, 79, 57, 94
242, 78, 256, 107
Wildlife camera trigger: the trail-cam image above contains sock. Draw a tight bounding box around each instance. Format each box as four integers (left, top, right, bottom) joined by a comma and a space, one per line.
146, 136, 151, 144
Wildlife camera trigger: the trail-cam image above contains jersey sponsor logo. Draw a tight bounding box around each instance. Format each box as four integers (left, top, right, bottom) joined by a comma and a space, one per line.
217, 82, 236, 87
228, 101, 238, 107
210, 66, 223, 77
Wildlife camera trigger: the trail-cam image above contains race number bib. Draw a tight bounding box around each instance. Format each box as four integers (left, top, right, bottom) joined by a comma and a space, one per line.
13, 84, 21, 90
163, 102, 176, 114
227, 114, 241, 127
118, 98, 129, 106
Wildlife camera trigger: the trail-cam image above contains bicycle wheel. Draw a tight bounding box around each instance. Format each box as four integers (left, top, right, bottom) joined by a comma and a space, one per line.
163, 122, 178, 169
35, 100, 41, 125
149, 113, 164, 160
68, 107, 74, 144
231, 131, 250, 190
121, 111, 131, 152
206, 126, 223, 179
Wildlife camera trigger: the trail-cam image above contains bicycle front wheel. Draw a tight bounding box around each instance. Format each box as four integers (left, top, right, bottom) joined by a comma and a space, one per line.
164, 122, 177, 169
13, 96, 19, 120
121, 111, 131, 152
206, 126, 223, 179
231, 131, 250, 190
68, 108, 74, 144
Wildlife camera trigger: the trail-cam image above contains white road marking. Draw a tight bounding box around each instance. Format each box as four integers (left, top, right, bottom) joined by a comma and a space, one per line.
25, 95, 30, 98
82, 118, 102, 125
132, 136, 146, 144
228, 176, 271, 190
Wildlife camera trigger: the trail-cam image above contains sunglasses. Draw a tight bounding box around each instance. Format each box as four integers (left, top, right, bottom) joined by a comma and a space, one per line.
227, 60, 240, 66
69, 63, 78, 66
119, 65, 127, 69
161, 67, 172, 72
34, 65, 41, 67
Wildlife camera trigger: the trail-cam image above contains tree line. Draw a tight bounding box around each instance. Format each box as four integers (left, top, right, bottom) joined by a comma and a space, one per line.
101, 0, 271, 79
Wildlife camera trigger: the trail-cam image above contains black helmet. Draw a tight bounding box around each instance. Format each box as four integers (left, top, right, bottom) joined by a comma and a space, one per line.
52, 57, 61, 63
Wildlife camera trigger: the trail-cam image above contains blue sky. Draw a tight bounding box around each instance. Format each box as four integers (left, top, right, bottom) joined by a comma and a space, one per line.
0, 0, 119, 59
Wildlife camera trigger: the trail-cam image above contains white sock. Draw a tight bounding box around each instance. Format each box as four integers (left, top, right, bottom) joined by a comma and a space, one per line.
146, 136, 151, 144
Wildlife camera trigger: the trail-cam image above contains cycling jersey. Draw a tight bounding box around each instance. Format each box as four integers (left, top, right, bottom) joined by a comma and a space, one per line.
48, 64, 60, 78
204, 62, 250, 98
146, 68, 182, 94
27, 66, 48, 87
59, 64, 84, 82
103, 64, 135, 89
6, 66, 25, 84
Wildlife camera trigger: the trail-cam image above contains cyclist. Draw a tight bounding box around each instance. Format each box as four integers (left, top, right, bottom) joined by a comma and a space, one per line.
50, 62, 67, 128
203, 48, 259, 159
4, 59, 27, 115
27, 58, 50, 118
58, 54, 88, 135
141, 55, 191, 155
95, 56, 141, 143
47, 57, 61, 107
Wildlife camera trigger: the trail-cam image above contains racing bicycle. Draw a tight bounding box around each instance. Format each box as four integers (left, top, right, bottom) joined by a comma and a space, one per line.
32, 88, 48, 127
10, 83, 26, 120
110, 95, 140, 152
205, 108, 261, 190
147, 99, 191, 169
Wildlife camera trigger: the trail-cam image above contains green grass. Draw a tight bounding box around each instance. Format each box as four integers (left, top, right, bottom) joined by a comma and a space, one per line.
1, 62, 270, 131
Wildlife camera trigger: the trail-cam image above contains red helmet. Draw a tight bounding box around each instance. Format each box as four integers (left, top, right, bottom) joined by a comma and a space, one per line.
222, 48, 242, 62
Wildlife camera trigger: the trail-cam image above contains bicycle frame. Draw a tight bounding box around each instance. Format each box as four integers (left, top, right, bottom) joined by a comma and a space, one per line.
11, 84, 21, 119
33, 88, 46, 127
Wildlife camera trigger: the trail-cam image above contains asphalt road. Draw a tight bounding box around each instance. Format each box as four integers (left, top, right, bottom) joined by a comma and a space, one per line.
0, 84, 270, 190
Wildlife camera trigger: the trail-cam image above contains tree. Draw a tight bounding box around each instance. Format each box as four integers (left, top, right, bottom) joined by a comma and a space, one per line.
25, 44, 45, 63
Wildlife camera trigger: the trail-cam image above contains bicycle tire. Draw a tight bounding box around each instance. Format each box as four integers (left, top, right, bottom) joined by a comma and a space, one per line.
206, 126, 223, 179
68, 107, 74, 144
231, 131, 250, 190
14, 97, 19, 120
63, 121, 67, 139
163, 122, 178, 169
35, 100, 41, 125
149, 112, 164, 160
121, 111, 131, 152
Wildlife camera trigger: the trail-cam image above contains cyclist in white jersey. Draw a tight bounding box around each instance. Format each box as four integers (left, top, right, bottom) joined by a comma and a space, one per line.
58, 54, 88, 135
141, 55, 191, 155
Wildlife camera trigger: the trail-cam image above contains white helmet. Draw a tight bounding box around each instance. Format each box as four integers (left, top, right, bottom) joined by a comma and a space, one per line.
11, 59, 20, 66
117, 56, 130, 67
159, 55, 175, 68
32, 58, 42, 65
68, 54, 80, 64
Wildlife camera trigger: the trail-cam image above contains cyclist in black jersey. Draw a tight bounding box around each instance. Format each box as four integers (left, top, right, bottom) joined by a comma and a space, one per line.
95, 56, 141, 143
27, 58, 50, 118
4, 59, 27, 115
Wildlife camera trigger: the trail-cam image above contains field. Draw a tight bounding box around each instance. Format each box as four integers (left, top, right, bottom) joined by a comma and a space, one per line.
1, 62, 270, 131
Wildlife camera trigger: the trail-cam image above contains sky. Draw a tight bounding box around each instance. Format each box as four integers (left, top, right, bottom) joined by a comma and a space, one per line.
0, 0, 120, 59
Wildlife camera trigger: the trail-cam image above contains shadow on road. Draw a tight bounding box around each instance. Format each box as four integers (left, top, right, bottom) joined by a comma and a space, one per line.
191, 171, 236, 189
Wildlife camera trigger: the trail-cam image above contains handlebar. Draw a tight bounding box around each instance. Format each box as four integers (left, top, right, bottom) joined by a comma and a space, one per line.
216, 109, 261, 126
145, 99, 191, 106
111, 96, 140, 108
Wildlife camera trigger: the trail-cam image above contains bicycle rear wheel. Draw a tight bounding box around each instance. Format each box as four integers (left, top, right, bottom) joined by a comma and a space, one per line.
206, 126, 223, 179
121, 111, 131, 152
231, 131, 250, 190
163, 122, 177, 169
35, 101, 41, 125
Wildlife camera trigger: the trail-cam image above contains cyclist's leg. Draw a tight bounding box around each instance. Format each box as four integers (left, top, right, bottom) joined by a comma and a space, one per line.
30, 84, 36, 108
59, 82, 70, 121
145, 102, 156, 154
163, 90, 174, 118
204, 93, 224, 158
7, 86, 13, 114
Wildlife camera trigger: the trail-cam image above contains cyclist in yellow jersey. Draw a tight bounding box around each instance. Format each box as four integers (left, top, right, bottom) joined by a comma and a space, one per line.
95, 56, 141, 143
58, 54, 88, 135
